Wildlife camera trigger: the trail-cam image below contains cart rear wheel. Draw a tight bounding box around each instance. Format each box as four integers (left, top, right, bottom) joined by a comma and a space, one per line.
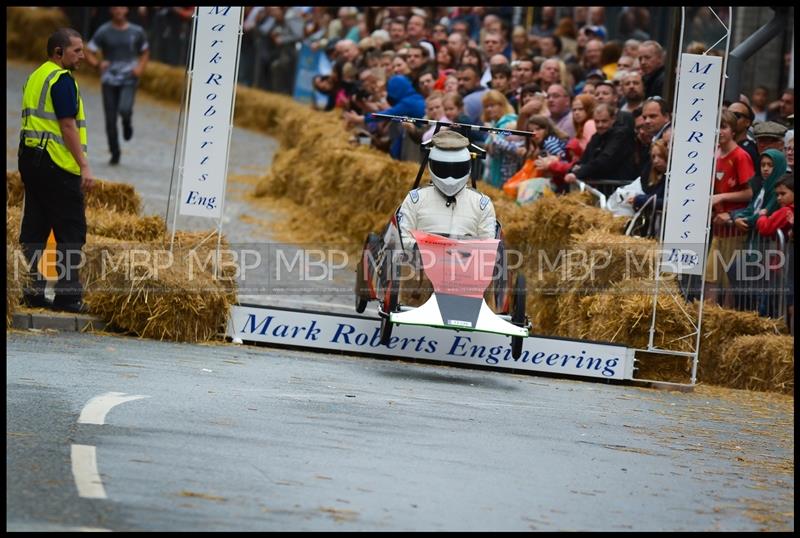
355, 233, 381, 313
355, 252, 368, 313
510, 274, 527, 359
379, 276, 399, 345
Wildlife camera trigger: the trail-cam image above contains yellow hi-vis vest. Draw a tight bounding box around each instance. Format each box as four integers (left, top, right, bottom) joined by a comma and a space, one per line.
20, 60, 87, 175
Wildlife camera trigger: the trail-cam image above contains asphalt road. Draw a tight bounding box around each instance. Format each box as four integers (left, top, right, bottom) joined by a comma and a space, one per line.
6, 330, 794, 531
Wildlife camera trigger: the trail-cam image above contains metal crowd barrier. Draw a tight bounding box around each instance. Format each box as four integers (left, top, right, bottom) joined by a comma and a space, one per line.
582, 178, 632, 198
576, 180, 607, 209
735, 229, 788, 319
624, 194, 661, 238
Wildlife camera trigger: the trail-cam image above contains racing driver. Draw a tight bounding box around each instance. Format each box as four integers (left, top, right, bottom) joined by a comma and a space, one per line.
396, 129, 497, 251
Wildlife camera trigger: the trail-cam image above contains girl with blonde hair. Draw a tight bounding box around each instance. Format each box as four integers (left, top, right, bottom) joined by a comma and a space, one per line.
482, 90, 522, 188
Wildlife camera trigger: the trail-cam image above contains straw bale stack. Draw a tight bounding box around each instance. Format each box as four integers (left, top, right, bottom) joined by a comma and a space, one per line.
7, 205, 26, 327
86, 208, 165, 242
501, 191, 625, 257
716, 334, 794, 394
80, 235, 131, 290
7, 171, 141, 214
81, 230, 237, 299
555, 278, 691, 348
83, 254, 234, 343
7, 171, 24, 207
258, 143, 418, 245
138, 62, 186, 104
87, 180, 142, 214
232, 86, 291, 133
526, 270, 564, 336
163, 230, 239, 295
697, 303, 785, 377
81, 227, 238, 341
6, 7, 68, 63
633, 354, 693, 384
563, 230, 658, 290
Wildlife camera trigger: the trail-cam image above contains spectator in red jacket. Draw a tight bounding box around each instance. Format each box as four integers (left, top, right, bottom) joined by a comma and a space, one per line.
756, 173, 794, 237
755, 173, 793, 326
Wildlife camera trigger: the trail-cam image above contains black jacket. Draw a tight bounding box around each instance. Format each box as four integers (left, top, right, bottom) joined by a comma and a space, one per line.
573, 125, 639, 182
643, 65, 666, 98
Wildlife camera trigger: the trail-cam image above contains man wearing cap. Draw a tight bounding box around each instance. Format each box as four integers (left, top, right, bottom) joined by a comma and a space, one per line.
747, 120, 789, 195
396, 130, 496, 252
754, 121, 789, 154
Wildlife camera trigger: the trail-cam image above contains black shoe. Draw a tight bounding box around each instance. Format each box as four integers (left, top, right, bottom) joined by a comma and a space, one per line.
123, 123, 133, 141
110, 152, 120, 165
51, 300, 87, 314
22, 293, 50, 308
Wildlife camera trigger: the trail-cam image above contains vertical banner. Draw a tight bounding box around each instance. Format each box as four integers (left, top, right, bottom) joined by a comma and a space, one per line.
660, 53, 723, 275
178, 6, 242, 219
292, 42, 321, 104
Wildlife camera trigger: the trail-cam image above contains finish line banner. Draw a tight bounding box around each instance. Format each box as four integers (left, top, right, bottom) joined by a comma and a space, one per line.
661, 53, 724, 275
227, 304, 632, 381
178, 6, 242, 219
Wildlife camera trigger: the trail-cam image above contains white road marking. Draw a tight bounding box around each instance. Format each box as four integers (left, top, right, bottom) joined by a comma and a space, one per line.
78, 392, 149, 425
71, 445, 107, 499
72, 392, 151, 502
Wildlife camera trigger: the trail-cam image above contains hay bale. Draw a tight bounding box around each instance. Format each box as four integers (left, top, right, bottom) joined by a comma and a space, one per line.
83, 255, 235, 343
7, 204, 22, 244
256, 144, 417, 245
698, 303, 786, 377
162, 230, 238, 295
715, 334, 794, 394
564, 230, 659, 292
7, 7, 68, 63
87, 179, 142, 214
7, 171, 141, 214
7, 171, 24, 207
501, 191, 625, 257
82, 231, 238, 344
7, 205, 26, 327
553, 278, 692, 349
633, 352, 693, 384
86, 208, 165, 242
80, 235, 131, 290
138, 62, 186, 104
81, 231, 238, 299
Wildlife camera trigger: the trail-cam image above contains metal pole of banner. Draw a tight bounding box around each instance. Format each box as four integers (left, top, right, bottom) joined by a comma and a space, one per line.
168, 8, 199, 253
212, 7, 245, 280
645, 7, 732, 386
688, 6, 733, 386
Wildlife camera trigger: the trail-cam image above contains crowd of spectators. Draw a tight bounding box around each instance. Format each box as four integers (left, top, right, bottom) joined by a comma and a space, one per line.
62, 6, 795, 331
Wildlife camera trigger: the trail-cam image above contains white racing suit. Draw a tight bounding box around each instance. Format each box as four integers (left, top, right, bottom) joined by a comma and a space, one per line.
396, 184, 497, 252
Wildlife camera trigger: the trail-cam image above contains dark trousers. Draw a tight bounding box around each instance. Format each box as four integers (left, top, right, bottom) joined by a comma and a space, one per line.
101, 82, 137, 156
18, 145, 87, 304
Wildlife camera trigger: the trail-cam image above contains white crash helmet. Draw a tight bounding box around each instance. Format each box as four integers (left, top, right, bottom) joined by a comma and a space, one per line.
427, 130, 472, 197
